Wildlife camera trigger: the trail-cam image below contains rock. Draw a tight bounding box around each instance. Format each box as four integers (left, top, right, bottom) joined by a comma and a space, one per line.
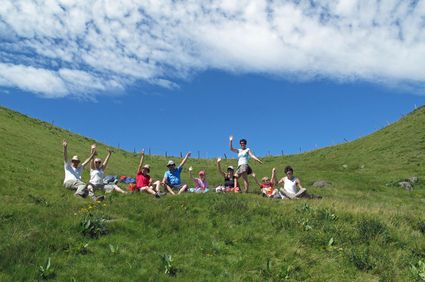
312, 180, 331, 188
360, 165, 365, 169
408, 176, 418, 184
399, 181, 413, 191
342, 164, 348, 169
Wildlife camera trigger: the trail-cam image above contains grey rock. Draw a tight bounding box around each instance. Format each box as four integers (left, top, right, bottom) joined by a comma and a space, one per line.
408, 176, 418, 184
399, 181, 413, 191
313, 180, 331, 188
342, 164, 348, 169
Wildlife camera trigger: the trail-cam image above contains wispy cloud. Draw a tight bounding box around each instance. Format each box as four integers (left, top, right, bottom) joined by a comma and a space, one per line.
0, 0, 424, 98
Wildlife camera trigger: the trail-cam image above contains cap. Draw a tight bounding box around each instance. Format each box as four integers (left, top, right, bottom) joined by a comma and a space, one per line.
94, 158, 102, 162
261, 177, 270, 182
142, 164, 150, 172
198, 170, 205, 176
71, 155, 80, 161
227, 166, 234, 170
167, 160, 175, 167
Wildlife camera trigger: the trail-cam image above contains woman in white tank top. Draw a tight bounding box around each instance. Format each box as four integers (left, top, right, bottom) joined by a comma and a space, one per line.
229, 135, 263, 193
88, 145, 127, 194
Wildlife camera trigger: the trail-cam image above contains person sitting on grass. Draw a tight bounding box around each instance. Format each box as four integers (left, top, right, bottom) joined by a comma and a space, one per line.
252, 168, 281, 198
188, 166, 209, 193
87, 144, 127, 197
134, 150, 161, 198
229, 136, 263, 193
162, 152, 191, 195
278, 166, 321, 199
63, 140, 102, 200
215, 158, 240, 193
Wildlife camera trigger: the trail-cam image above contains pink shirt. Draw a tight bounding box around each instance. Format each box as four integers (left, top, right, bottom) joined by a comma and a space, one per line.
193, 178, 208, 190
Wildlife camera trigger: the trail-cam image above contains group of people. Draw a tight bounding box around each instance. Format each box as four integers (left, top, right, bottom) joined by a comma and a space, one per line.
63, 136, 320, 201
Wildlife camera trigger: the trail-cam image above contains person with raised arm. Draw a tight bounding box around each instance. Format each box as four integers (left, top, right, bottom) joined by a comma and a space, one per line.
215, 158, 240, 192
134, 150, 161, 197
252, 168, 281, 198
278, 166, 321, 199
162, 152, 191, 195
188, 166, 209, 193
229, 135, 263, 193
63, 140, 101, 200
87, 144, 127, 196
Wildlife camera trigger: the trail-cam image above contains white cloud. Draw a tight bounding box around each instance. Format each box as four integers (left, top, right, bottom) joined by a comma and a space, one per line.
0, 0, 424, 98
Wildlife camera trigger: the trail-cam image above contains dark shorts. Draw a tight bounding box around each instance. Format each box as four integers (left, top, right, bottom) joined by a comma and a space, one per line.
236, 164, 252, 175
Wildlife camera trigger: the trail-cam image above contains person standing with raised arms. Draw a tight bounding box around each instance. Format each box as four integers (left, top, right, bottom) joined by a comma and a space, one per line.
229, 135, 263, 193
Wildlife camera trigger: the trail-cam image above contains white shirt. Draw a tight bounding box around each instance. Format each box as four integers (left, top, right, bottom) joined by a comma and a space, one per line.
64, 162, 83, 183
283, 176, 298, 195
90, 168, 105, 185
237, 148, 250, 166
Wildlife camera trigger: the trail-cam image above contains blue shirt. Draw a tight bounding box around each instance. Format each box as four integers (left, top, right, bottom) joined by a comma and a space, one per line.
164, 166, 183, 185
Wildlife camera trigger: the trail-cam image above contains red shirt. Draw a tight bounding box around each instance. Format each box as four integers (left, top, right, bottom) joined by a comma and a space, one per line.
136, 172, 151, 188
260, 183, 274, 196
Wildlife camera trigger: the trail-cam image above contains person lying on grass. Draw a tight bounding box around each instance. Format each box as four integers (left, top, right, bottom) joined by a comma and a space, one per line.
215, 158, 240, 193
278, 166, 321, 199
63, 140, 101, 200
134, 150, 161, 198
229, 136, 263, 193
87, 144, 127, 197
188, 166, 209, 193
252, 168, 281, 198
162, 152, 191, 195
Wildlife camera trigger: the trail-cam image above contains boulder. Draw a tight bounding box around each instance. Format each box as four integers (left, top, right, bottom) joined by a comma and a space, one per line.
408, 176, 418, 184
399, 181, 413, 191
313, 180, 331, 188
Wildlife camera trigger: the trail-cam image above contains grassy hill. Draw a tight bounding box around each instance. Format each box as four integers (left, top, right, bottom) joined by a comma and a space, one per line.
1, 105, 425, 281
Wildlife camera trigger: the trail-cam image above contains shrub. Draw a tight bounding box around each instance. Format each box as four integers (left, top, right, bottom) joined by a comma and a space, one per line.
348, 247, 376, 271
80, 213, 109, 239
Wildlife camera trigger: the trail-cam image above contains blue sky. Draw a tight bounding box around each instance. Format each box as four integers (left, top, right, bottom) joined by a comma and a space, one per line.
1, 1, 425, 158
1, 70, 424, 158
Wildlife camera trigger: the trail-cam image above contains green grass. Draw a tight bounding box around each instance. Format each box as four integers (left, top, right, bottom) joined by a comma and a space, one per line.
1, 105, 425, 281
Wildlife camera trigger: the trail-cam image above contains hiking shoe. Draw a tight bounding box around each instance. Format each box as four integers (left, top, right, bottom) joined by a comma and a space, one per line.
92, 195, 105, 202
154, 192, 161, 198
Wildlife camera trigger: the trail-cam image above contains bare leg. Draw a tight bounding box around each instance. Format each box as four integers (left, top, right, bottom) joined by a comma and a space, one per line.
178, 184, 188, 195
141, 186, 157, 196
241, 173, 249, 193
113, 185, 127, 194
152, 180, 161, 193
164, 183, 175, 195
280, 188, 296, 199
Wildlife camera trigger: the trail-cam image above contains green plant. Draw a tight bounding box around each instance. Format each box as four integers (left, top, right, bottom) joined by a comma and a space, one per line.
160, 254, 178, 276
109, 244, 119, 254
39, 257, 55, 280
79, 213, 109, 239
348, 248, 375, 271
411, 260, 425, 281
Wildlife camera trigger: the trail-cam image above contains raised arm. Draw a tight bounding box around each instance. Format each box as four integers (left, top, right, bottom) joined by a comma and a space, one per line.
102, 148, 113, 170
188, 166, 196, 182
82, 144, 97, 168
271, 168, 277, 185
136, 150, 145, 174
229, 135, 238, 153
179, 152, 191, 168
63, 140, 68, 164
89, 144, 97, 170
251, 172, 261, 186
216, 158, 225, 177
248, 150, 263, 164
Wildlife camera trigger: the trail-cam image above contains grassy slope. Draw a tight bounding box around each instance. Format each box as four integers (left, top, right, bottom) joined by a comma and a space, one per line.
0, 106, 425, 281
